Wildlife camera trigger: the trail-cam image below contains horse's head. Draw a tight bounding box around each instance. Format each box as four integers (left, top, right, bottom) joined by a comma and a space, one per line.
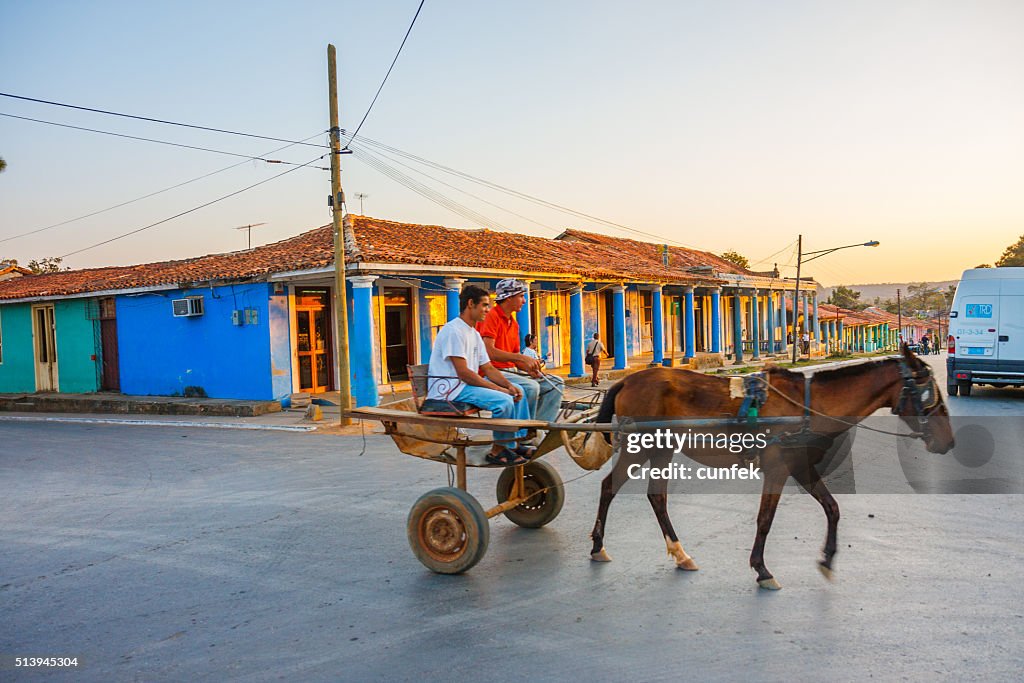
891, 344, 954, 453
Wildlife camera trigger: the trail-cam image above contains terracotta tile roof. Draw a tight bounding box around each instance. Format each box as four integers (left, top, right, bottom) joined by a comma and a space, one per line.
0, 226, 335, 300
0, 214, 746, 301
345, 216, 719, 285
556, 228, 754, 277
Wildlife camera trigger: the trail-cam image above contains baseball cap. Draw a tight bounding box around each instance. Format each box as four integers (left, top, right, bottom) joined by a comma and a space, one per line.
494, 279, 527, 301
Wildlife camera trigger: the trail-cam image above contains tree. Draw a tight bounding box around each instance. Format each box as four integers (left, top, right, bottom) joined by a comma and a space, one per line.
26, 257, 69, 274
719, 250, 750, 269
995, 234, 1024, 267
0, 156, 6, 173
827, 285, 865, 310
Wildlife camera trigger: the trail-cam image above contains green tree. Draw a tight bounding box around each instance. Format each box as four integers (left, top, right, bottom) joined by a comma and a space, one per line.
0, 156, 7, 173
719, 250, 750, 269
995, 234, 1024, 267
827, 285, 865, 310
26, 257, 68, 274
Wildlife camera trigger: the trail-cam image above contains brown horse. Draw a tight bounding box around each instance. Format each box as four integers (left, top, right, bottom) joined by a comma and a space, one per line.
590, 344, 954, 589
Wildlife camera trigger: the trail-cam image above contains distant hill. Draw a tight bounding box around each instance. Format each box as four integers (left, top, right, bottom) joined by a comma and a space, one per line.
817, 280, 959, 305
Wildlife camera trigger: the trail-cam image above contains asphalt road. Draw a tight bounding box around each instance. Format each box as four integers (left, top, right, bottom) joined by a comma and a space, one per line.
2, 354, 1023, 682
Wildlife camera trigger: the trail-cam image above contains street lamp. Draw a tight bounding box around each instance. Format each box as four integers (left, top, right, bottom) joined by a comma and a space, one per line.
792, 236, 880, 364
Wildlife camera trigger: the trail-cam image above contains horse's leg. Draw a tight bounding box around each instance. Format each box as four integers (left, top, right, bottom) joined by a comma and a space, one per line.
792, 465, 841, 580
750, 463, 789, 590
589, 453, 632, 562
646, 459, 699, 570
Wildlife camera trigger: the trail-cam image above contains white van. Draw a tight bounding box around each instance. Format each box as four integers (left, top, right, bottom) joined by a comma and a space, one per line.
946, 267, 1024, 396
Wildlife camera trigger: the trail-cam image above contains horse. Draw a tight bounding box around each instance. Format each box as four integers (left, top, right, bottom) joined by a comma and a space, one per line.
589, 344, 954, 590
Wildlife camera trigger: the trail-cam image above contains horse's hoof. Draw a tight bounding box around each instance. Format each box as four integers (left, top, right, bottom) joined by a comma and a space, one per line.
817, 562, 834, 581
757, 577, 782, 590
676, 557, 700, 571
590, 548, 613, 562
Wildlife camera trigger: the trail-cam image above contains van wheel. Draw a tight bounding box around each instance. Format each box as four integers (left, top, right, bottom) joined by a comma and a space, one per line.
957, 380, 972, 397
947, 383, 958, 397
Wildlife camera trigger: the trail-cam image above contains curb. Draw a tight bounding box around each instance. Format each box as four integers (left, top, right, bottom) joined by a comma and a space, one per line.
0, 415, 316, 432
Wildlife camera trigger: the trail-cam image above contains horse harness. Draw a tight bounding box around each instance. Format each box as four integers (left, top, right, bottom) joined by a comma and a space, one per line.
734, 357, 940, 457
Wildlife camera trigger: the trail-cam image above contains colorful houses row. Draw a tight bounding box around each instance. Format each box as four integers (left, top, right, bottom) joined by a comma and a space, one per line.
0, 215, 915, 406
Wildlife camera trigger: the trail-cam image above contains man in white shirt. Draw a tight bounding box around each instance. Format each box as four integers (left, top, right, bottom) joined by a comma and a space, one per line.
427, 284, 533, 466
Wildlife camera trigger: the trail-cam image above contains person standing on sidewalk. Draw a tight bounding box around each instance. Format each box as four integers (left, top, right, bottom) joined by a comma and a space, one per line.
478, 279, 565, 423
585, 333, 606, 387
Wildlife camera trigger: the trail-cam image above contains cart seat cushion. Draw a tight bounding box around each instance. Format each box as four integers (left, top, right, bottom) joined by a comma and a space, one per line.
418, 399, 480, 416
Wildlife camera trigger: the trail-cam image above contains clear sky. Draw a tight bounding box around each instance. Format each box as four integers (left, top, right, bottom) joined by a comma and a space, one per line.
2, 1, 1022, 285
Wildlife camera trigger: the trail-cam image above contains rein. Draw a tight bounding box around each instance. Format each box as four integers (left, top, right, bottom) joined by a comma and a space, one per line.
750, 359, 932, 440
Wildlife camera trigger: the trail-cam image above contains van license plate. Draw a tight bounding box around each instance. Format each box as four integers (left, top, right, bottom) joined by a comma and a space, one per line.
966, 347, 987, 355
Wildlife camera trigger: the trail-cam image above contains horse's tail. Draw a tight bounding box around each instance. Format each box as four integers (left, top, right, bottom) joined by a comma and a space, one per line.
597, 379, 625, 444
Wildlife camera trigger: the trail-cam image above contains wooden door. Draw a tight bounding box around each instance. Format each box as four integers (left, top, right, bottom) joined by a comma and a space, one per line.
295, 289, 333, 393
33, 304, 58, 391
99, 298, 120, 391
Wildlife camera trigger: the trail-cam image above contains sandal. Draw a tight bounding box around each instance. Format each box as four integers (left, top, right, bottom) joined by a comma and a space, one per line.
513, 444, 537, 458
486, 447, 530, 467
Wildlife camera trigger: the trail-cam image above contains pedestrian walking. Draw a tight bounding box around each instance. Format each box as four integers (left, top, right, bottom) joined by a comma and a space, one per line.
585, 333, 606, 387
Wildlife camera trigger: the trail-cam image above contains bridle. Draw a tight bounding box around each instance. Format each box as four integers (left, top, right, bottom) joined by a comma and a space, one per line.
892, 358, 942, 441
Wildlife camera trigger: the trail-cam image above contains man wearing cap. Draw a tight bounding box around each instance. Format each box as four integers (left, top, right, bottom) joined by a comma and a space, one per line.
478, 279, 565, 425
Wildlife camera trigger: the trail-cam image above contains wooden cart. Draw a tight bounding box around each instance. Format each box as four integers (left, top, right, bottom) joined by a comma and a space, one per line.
347, 396, 607, 574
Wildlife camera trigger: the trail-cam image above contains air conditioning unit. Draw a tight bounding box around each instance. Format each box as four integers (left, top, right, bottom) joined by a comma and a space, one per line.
172, 297, 204, 317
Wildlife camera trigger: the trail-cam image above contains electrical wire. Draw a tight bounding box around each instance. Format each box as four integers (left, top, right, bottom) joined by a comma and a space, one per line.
0, 112, 329, 169
0, 92, 328, 149
350, 146, 512, 232
59, 153, 328, 258
343, 0, 426, 149
347, 140, 561, 234
749, 239, 798, 268
0, 132, 327, 245
349, 133, 704, 249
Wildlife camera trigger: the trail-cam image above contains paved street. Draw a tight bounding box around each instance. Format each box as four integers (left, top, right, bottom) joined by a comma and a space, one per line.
2, 355, 1023, 682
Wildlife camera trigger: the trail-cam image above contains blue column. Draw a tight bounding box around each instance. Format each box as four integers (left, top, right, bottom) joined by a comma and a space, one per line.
732, 290, 744, 363
751, 289, 761, 359
710, 287, 721, 354
613, 285, 627, 370
766, 291, 775, 354
812, 295, 819, 352
684, 286, 696, 360
568, 286, 584, 378
518, 281, 533, 350
779, 291, 788, 354
837, 320, 844, 351
444, 277, 465, 321
651, 286, 664, 365
349, 276, 379, 408
801, 292, 809, 335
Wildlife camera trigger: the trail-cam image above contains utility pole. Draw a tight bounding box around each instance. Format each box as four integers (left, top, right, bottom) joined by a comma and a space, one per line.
328, 44, 353, 426
791, 234, 802, 364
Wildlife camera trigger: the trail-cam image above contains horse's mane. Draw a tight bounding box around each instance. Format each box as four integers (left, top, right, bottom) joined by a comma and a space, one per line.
763, 356, 899, 384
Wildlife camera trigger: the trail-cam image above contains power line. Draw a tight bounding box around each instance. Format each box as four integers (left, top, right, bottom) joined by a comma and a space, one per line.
344, 0, 426, 149
0, 91, 327, 149
59, 153, 328, 259
349, 133, 704, 249
0, 112, 330, 169
349, 139, 561, 234
0, 132, 326, 245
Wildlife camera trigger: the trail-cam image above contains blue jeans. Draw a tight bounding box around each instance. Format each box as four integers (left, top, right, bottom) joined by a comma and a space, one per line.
453, 383, 530, 447
501, 371, 565, 423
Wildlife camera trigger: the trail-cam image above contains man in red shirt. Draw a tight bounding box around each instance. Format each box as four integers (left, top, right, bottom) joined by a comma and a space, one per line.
478, 279, 564, 423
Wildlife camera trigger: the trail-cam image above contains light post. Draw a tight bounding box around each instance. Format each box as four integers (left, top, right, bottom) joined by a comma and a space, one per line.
791, 236, 879, 364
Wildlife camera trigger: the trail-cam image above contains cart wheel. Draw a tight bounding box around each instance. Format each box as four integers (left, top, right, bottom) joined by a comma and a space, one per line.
495, 461, 565, 528
407, 487, 489, 574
